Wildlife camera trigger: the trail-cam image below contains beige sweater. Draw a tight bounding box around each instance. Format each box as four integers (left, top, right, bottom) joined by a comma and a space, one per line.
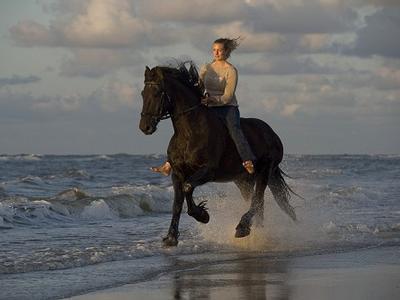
199, 62, 238, 107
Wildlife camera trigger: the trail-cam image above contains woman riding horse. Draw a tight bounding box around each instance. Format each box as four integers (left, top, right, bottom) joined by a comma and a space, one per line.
140, 40, 297, 247
151, 37, 256, 175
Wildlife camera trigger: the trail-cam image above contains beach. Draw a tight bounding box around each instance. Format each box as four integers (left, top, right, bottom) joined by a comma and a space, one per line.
67, 246, 400, 300
1, 154, 400, 300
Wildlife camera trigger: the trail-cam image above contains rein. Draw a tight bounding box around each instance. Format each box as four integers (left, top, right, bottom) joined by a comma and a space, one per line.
141, 80, 201, 122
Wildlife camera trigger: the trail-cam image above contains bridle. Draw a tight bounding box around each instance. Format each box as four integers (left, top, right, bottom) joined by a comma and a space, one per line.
140, 81, 173, 122
140, 80, 201, 122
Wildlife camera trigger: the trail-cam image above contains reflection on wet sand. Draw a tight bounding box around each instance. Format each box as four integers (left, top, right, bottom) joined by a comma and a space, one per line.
168, 251, 400, 300
66, 247, 400, 300
171, 256, 290, 300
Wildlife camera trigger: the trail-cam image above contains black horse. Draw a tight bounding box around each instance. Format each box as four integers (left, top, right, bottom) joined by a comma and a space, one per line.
139, 62, 296, 247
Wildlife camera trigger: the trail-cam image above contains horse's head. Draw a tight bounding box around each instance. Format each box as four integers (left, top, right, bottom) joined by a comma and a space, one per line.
139, 66, 172, 135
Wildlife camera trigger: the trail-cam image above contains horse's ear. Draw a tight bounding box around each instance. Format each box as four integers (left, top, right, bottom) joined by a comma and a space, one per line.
145, 66, 150, 76
189, 64, 199, 84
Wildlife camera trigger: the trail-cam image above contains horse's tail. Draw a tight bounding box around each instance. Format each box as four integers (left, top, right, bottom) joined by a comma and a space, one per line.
268, 166, 297, 221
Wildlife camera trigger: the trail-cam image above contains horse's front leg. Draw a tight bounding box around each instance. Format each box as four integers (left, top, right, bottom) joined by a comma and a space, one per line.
163, 173, 184, 247
182, 166, 214, 192
184, 187, 210, 224
182, 167, 213, 224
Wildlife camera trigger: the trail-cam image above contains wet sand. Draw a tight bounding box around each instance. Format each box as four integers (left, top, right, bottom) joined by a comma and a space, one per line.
66, 246, 400, 300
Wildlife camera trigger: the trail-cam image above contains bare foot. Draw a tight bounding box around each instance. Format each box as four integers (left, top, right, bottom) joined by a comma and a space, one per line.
242, 160, 255, 174
150, 161, 171, 176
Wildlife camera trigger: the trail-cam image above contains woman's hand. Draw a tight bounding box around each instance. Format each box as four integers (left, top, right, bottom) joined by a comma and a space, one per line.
201, 96, 214, 105
201, 97, 208, 105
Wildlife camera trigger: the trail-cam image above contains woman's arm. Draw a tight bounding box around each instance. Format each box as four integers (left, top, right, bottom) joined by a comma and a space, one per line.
208, 66, 238, 106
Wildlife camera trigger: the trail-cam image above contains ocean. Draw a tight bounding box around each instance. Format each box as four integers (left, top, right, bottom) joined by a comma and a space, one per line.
1, 154, 399, 299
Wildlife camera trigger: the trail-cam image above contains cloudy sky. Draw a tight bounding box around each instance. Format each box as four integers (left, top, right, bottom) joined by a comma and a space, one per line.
0, 0, 399, 154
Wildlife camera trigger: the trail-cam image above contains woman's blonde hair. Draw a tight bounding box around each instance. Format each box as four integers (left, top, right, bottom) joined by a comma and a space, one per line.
213, 37, 241, 58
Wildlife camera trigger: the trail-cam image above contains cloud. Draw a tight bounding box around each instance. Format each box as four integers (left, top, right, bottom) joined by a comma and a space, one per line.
10, 0, 180, 49
10, 0, 361, 51
349, 8, 400, 58
373, 66, 400, 89
0, 89, 84, 121
0, 78, 138, 120
281, 103, 301, 116
9, 20, 54, 47
137, 0, 361, 55
32, 94, 82, 113
363, 0, 400, 7
89, 79, 139, 112
246, 0, 358, 34
139, 0, 358, 34
300, 34, 332, 51
252, 69, 400, 121
61, 0, 149, 48
336, 68, 400, 91
7, 0, 371, 80
0, 75, 41, 88
60, 49, 146, 78
39, 0, 91, 15
258, 91, 355, 117
239, 56, 334, 75
137, 0, 247, 23
247, 72, 366, 118
212, 21, 286, 53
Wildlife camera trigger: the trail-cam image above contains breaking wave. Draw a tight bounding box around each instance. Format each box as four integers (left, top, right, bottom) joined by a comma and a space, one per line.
0, 154, 42, 161
0, 186, 173, 228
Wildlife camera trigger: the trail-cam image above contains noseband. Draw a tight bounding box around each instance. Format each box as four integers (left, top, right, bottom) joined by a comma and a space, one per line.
141, 80, 201, 122
140, 81, 173, 122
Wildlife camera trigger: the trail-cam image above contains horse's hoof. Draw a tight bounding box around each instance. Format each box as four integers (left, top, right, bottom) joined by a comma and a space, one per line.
198, 210, 210, 224
183, 182, 193, 193
189, 209, 210, 224
162, 235, 178, 247
188, 201, 210, 224
235, 223, 251, 238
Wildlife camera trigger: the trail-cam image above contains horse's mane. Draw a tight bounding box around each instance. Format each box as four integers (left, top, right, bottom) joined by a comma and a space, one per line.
159, 60, 204, 98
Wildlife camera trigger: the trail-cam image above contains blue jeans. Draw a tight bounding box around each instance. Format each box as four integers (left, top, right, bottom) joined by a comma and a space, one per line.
210, 106, 256, 162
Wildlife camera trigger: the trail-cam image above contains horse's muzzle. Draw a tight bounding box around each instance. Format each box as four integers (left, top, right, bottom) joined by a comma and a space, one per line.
139, 118, 157, 135
141, 126, 157, 135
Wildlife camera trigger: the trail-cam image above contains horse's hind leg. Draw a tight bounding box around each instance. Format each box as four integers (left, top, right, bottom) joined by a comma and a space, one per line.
235, 174, 268, 238
234, 178, 255, 202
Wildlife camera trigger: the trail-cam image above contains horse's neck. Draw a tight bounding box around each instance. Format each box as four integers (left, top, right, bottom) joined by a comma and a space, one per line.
167, 81, 205, 133
169, 81, 199, 112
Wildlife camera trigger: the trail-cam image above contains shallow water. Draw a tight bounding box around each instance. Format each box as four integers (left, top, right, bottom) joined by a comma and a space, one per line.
1, 154, 399, 299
